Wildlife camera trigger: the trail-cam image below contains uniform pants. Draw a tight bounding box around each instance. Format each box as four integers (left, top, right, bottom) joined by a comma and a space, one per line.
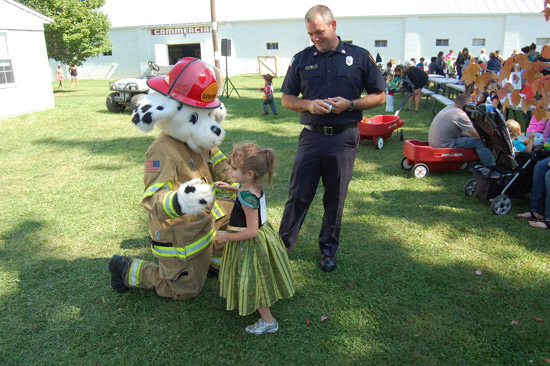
125, 246, 211, 300
279, 127, 359, 257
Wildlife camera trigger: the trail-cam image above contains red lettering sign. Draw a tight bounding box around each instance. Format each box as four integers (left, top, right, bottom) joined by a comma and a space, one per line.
151, 26, 211, 35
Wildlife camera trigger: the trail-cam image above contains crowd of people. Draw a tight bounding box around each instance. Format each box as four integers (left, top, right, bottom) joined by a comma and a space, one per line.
377, 42, 550, 231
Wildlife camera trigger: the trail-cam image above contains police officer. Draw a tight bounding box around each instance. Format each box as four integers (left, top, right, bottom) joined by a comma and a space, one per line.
279, 5, 386, 272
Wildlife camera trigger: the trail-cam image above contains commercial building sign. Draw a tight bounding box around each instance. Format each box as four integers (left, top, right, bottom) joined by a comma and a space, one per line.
151, 26, 212, 35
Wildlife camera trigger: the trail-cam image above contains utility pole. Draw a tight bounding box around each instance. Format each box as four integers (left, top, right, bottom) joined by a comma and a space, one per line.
210, 0, 220, 70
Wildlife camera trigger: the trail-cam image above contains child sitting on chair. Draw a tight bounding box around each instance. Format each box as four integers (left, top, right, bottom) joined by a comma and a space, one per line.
507, 119, 535, 153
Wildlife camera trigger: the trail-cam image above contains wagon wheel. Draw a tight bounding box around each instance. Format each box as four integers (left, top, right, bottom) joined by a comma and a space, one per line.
412, 163, 429, 178
399, 129, 404, 141
491, 194, 512, 215
400, 157, 413, 170
464, 178, 476, 196
376, 137, 384, 149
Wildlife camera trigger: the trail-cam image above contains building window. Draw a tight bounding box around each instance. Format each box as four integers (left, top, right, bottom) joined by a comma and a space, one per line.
103, 50, 112, 56
0, 33, 14, 86
536, 37, 549, 45
375, 40, 387, 47
0, 59, 15, 85
472, 38, 485, 47
436, 39, 449, 47
266, 42, 278, 50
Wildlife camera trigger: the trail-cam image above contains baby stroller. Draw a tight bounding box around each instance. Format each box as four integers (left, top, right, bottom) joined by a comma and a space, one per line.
463, 104, 550, 215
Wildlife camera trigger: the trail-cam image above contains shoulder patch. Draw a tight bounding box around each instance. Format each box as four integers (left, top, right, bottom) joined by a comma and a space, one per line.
146, 160, 161, 173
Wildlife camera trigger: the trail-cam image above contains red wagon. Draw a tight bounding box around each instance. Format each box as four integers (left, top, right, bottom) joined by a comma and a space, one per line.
401, 139, 479, 178
358, 115, 404, 149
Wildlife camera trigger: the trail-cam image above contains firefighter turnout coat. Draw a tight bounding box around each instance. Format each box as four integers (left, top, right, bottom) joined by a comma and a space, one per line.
126, 132, 233, 300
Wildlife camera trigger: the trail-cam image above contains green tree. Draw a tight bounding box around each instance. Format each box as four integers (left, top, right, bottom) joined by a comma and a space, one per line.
20, 0, 111, 66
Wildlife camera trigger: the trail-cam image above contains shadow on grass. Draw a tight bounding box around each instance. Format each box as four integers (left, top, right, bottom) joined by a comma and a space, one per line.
33, 136, 155, 165
1, 229, 547, 364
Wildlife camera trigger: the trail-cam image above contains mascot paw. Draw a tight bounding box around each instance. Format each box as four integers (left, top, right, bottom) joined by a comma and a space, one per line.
177, 178, 214, 215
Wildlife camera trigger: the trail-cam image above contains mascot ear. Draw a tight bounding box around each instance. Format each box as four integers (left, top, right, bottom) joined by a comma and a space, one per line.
209, 102, 226, 123
131, 92, 180, 133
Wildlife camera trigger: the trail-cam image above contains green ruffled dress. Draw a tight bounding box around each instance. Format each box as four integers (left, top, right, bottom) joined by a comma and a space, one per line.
219, 190, 295, 316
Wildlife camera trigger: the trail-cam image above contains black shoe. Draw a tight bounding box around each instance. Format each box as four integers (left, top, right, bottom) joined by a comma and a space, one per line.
320, 255, 336, 272
109, 255, 131, 293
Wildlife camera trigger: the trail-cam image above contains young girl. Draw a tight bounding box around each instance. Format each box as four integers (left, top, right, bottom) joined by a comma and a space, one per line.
259, 74, 278, 115
215, 142, 294, 334
56, 64, 64, 89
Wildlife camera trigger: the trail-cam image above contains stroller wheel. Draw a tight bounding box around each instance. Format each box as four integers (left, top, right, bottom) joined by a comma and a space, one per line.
412, 163, 429, 178
464, 178, 476, 196
491, 194, 512, 215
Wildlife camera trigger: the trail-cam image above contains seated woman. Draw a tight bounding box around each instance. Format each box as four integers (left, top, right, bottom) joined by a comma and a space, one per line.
515, 157, 550, 229
394, 64, 428, 113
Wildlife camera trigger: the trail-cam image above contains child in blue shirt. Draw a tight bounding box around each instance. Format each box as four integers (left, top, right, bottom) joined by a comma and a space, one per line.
507, 119, 535, 153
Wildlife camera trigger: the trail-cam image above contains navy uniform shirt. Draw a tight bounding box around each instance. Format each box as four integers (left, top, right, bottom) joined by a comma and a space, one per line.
281, 37, 386, 126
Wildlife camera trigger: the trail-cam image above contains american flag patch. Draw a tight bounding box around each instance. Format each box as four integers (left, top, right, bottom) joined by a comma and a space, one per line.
146, 160, 160, 173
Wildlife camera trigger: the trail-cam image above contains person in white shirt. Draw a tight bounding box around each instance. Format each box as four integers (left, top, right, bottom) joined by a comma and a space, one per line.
478, 48, 489, 63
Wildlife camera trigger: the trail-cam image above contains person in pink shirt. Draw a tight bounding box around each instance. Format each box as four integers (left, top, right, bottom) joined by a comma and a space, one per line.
526, 116, 549, 146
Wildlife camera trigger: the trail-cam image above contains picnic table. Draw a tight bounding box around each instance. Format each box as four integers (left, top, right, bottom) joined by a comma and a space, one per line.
428, 75, 460, 96
446, 83, 465, 98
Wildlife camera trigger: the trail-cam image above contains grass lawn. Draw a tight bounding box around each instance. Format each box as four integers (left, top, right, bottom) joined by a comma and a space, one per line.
0, 75, 549, 365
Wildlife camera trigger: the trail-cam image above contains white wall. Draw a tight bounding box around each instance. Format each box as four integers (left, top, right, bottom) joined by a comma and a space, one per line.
0, 1, 54, 119
51, 12, 549, 79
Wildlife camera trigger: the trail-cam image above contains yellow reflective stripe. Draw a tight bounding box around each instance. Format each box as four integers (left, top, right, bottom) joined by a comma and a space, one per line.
210, 256, 222, 265
144, 181, 173, 197
211, 151, 227, 166
128, 259, 144, 287
151, 228, 216, 259
163, 191, 179, 218
211, 201, 225, 220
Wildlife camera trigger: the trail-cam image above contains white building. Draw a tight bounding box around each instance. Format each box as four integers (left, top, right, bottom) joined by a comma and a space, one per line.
52, 0, 549, 79
1, 0, 54, 119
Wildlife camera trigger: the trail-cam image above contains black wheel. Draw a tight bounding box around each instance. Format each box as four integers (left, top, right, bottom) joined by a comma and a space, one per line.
464, 178, 476, 196
460, 162, 470, 170
412, 163, 429, 178
376, 137, 384, 150
491, 194, 512, 215
130, 93, 147, 111
399, 129, 404, 141
106, 93, 126, 113
148, 61, 160, 72
401, 157, 413, 170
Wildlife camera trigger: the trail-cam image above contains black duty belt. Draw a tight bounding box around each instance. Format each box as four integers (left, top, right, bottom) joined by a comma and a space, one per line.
303, 122, 357, 136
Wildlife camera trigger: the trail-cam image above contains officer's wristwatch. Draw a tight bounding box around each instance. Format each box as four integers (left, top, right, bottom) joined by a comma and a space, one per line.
348, 99, 354, 112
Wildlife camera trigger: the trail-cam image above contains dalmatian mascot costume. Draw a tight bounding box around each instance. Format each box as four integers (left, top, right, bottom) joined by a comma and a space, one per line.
109, 57, 234, 300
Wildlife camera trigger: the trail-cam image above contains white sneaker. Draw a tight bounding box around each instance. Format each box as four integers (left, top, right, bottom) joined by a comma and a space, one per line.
245, 318, 279, 334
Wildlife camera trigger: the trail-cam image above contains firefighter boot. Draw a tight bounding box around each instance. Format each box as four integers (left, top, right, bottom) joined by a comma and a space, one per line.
109, 255, 132, 293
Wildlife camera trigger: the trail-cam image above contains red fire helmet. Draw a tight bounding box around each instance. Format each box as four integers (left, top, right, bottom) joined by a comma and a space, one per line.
147, 57, 221, 109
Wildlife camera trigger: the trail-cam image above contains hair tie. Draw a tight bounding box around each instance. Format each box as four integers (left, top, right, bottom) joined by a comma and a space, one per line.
263, 150, 267, 154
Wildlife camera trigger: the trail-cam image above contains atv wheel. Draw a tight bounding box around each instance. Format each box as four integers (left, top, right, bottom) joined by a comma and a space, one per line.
130, 93, 147, 112
106, 93, 126, 113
